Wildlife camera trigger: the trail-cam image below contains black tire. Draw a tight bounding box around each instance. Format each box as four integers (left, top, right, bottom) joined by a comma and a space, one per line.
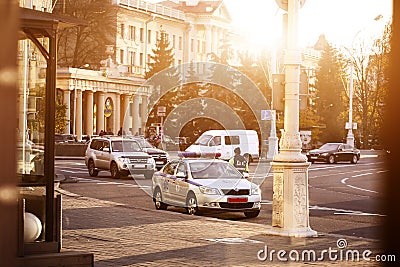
153, 187, 167, 210
186, 193, 198, 215
327, 155, 335, 164
88, 159, 99, 177
351, 154, 358, 164
110, 161, 121, 179
144, 171, 154, 179
244, 210, 260, 218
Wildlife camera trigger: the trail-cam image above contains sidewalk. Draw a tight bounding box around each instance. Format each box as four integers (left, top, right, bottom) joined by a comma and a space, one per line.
59, 189, 385, 266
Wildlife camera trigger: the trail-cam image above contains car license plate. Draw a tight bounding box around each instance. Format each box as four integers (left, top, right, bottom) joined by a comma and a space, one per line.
228, 197, 248, 203
156, 160, 164, 163
133, 164, 145, 168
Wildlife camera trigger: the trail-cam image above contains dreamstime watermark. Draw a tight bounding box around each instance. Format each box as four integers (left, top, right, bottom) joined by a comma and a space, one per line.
257, 238, 396, 262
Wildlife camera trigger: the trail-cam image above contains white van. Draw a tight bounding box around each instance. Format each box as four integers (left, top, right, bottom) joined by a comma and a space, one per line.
185, 130, 259, 162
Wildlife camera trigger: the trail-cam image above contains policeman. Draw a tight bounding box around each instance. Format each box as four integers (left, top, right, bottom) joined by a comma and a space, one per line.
229, 147, 249, 174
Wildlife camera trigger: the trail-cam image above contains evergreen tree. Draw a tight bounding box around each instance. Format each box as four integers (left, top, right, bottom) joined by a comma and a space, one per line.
145, 30, 176, 80
315, 44, 347, 143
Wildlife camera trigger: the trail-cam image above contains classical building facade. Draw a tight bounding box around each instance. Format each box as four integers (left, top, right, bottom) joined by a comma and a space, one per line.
55, 0, 235, 140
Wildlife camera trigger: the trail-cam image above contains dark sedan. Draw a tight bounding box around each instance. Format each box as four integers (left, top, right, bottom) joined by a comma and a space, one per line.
306, 143, 360, 164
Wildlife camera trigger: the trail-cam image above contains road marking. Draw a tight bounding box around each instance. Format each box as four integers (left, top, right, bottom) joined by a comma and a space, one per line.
352, 173, 373, 177
73, 177, 150, 188
341, 177, 379, 194
261, 200, 385, 216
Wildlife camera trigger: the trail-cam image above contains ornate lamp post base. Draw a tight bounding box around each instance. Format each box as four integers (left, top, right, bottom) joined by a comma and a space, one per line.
270, 161, 317, 237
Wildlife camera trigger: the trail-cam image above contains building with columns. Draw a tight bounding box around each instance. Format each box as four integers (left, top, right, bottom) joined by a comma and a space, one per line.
56, 68, 150, 139
56, 0, 235, 141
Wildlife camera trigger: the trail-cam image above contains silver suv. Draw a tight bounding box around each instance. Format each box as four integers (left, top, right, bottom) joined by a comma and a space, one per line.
85, 136, 156, 179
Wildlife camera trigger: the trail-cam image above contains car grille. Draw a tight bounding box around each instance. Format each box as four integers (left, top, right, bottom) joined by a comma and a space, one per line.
150, 154, 167, 160
309, 153, 320, 157
219, 202, 254, 209
221, 189, 250, 196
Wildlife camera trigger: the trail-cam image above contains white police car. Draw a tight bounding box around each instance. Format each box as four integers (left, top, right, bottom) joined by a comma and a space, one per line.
151, 152, 261, 218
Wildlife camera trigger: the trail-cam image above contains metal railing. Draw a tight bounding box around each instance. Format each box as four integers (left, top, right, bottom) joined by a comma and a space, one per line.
115, 0, 186, 21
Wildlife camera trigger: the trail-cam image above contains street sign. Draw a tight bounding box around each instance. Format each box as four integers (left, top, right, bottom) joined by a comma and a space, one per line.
261, 110, 276, 121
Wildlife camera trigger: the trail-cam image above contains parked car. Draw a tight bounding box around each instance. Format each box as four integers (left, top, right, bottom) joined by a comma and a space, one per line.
152, 155, 261, 218
85, 136, 156, 179
131, 137, 169, 170
306, 143, 360, 164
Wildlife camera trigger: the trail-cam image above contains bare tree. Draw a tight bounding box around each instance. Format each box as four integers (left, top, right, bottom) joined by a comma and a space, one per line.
53, 0, 118, 69
347, 21, 391, 148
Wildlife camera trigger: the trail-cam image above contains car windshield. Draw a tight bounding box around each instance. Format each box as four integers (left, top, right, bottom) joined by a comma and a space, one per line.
319, 143, 340, 150
136, 139, 153, 148
194, 135, 212, 146
111, 140, 142, 152
189, 161, 242, 179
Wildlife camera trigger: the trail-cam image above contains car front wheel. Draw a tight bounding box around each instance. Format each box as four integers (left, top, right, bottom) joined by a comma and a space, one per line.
88, 159, 98, 177
153, 188, 167, 210
110, 162, 121, 179
186, 193, 198, 215
351, 155, 358, 164
327, 155, 335, 164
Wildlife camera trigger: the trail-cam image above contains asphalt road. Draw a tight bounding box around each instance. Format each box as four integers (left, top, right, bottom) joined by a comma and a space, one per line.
56, 154, 386, 241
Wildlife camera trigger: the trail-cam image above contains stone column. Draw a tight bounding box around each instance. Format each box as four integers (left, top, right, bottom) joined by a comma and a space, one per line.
96, 92, 105, 134
141, 95, 148, 132
63, 89, 71, 134
122, 94, 131, 134
76, 89, 83, 141
114, 93, 121, 134
205, 25, 212, 54
131, 94, 140, 136
85, 90, 94, 137
270, 0, 316, 237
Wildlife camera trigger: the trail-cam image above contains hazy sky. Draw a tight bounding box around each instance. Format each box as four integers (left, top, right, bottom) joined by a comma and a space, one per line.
225, 0, 393, 49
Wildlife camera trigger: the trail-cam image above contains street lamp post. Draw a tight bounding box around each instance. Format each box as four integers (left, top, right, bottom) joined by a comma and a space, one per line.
346, 64, 355, 147
269, 0, 317, 237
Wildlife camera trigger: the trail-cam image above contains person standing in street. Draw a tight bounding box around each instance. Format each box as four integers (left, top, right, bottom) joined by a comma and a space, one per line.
229, 147, 249, 175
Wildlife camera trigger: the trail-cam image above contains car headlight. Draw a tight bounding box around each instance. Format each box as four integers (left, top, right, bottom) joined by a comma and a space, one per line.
118, 157, 130, 164
147, 157, 155, 165
199, 186, 220, 195
251, 185, 261, 195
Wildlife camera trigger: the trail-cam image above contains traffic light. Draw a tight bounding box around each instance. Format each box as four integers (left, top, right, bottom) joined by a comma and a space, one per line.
272, 74, 285, 112
299, 71, 309, 110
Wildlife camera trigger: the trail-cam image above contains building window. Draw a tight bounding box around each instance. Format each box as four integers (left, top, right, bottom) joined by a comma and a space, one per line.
129, 25, 136, 40
140, 28, 144, 42
172, 35, 176, 49
120, 23, 125, 39
191, 38, 194, 52
179, 36, 182, 50
129, 51, 135, 66
148, 29, 151, 43
120, 49, 124, 64
140, 53, 144, 67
